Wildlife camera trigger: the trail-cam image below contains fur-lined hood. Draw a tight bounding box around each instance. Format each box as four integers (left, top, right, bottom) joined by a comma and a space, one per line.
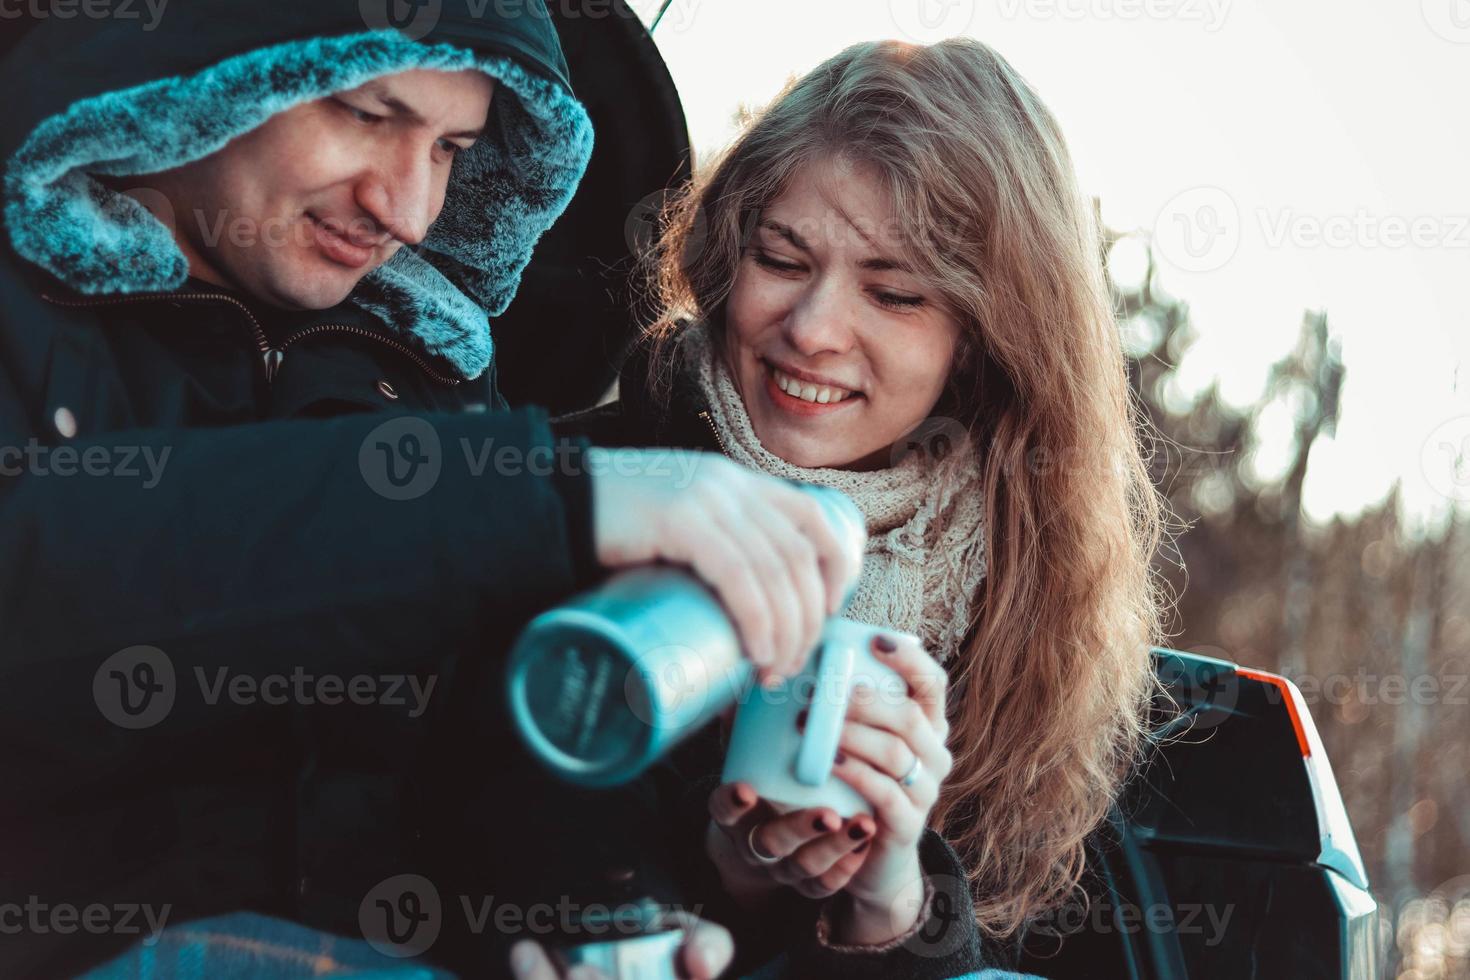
0, 1, 594, 381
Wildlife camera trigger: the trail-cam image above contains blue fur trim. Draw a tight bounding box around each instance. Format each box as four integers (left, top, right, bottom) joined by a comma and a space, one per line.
3, 30, 594, 380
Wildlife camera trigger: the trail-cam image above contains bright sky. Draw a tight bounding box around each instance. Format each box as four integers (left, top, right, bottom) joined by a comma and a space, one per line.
629, 0, 1470, 531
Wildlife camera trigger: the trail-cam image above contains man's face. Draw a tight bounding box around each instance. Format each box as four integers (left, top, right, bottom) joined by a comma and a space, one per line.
137, 68, 494, 310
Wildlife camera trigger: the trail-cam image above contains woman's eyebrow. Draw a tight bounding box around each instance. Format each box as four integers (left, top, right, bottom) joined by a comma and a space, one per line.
858, 254, 908, 272
760, 219, 809, 251
851, 223, 914, 273
761, 218, 911, 272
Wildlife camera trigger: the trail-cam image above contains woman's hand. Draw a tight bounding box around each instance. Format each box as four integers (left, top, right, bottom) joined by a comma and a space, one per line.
826, 631, 954, 945
705, 781, 876, 908
588, 448, 862, 686
702, 631, 952, 947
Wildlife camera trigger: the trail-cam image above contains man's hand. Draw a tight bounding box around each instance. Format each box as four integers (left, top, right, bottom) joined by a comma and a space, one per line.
508, 912, 734, 979
588, 448, 862, 686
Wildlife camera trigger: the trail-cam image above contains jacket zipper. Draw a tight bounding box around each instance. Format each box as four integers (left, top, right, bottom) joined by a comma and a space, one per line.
697, 410, 731, 456
271, 322, 463, 387
40, 291, 462, 387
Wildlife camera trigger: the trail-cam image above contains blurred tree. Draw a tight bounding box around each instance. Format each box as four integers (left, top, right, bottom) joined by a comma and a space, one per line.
1106, 225, 1469, 978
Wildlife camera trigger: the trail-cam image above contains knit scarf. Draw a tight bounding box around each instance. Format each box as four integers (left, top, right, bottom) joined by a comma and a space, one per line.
679, 321, 988, 664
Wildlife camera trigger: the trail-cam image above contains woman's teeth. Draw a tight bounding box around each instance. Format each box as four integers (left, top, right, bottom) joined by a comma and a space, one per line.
770, 365, 856, 404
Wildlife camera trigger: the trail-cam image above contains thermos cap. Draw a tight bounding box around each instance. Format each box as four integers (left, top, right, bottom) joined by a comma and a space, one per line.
507, 483, 867, 788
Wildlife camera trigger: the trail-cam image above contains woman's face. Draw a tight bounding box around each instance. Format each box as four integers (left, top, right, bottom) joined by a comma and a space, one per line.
723, 157, 961, 470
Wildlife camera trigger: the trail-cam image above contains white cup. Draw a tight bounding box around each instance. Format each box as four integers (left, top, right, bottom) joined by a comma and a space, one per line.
721, 619, 910, 817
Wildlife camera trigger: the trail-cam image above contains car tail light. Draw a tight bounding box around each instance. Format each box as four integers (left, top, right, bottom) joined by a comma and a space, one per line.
1238, 667, 1371, 891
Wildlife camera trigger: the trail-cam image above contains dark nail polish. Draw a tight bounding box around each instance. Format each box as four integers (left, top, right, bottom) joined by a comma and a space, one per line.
874, 634, 898, 653
795, 709, 808, 730
834, 751, 847, 765
848, 824, 869, 841
813, 816, 830, 832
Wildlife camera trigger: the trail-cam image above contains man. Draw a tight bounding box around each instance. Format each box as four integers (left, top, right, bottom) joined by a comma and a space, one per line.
0, 2, 854, 975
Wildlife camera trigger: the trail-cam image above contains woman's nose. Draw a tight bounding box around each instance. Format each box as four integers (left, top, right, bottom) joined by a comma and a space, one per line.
783, 278, 857, 356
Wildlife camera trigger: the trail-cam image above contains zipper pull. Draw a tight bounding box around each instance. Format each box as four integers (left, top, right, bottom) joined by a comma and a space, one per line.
698, 410, 731, 456
263, 348, 284, 384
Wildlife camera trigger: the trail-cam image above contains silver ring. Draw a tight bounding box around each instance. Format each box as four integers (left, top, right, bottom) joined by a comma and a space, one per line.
899, 755, 923, 788
747, 825, 782, 865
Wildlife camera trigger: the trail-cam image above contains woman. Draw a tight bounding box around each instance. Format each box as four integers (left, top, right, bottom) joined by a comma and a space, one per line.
555, 36, 1172, 977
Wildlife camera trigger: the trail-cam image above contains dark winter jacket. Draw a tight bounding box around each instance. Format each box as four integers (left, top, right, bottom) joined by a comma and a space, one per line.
0, 2, 622, 975
554, 333, 1027, 977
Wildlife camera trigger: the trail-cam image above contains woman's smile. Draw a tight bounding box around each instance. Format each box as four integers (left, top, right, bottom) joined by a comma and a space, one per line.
761, 358, 865, 416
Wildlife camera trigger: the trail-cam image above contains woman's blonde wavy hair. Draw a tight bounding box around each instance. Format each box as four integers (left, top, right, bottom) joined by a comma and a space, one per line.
642, 38, 1177, 939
